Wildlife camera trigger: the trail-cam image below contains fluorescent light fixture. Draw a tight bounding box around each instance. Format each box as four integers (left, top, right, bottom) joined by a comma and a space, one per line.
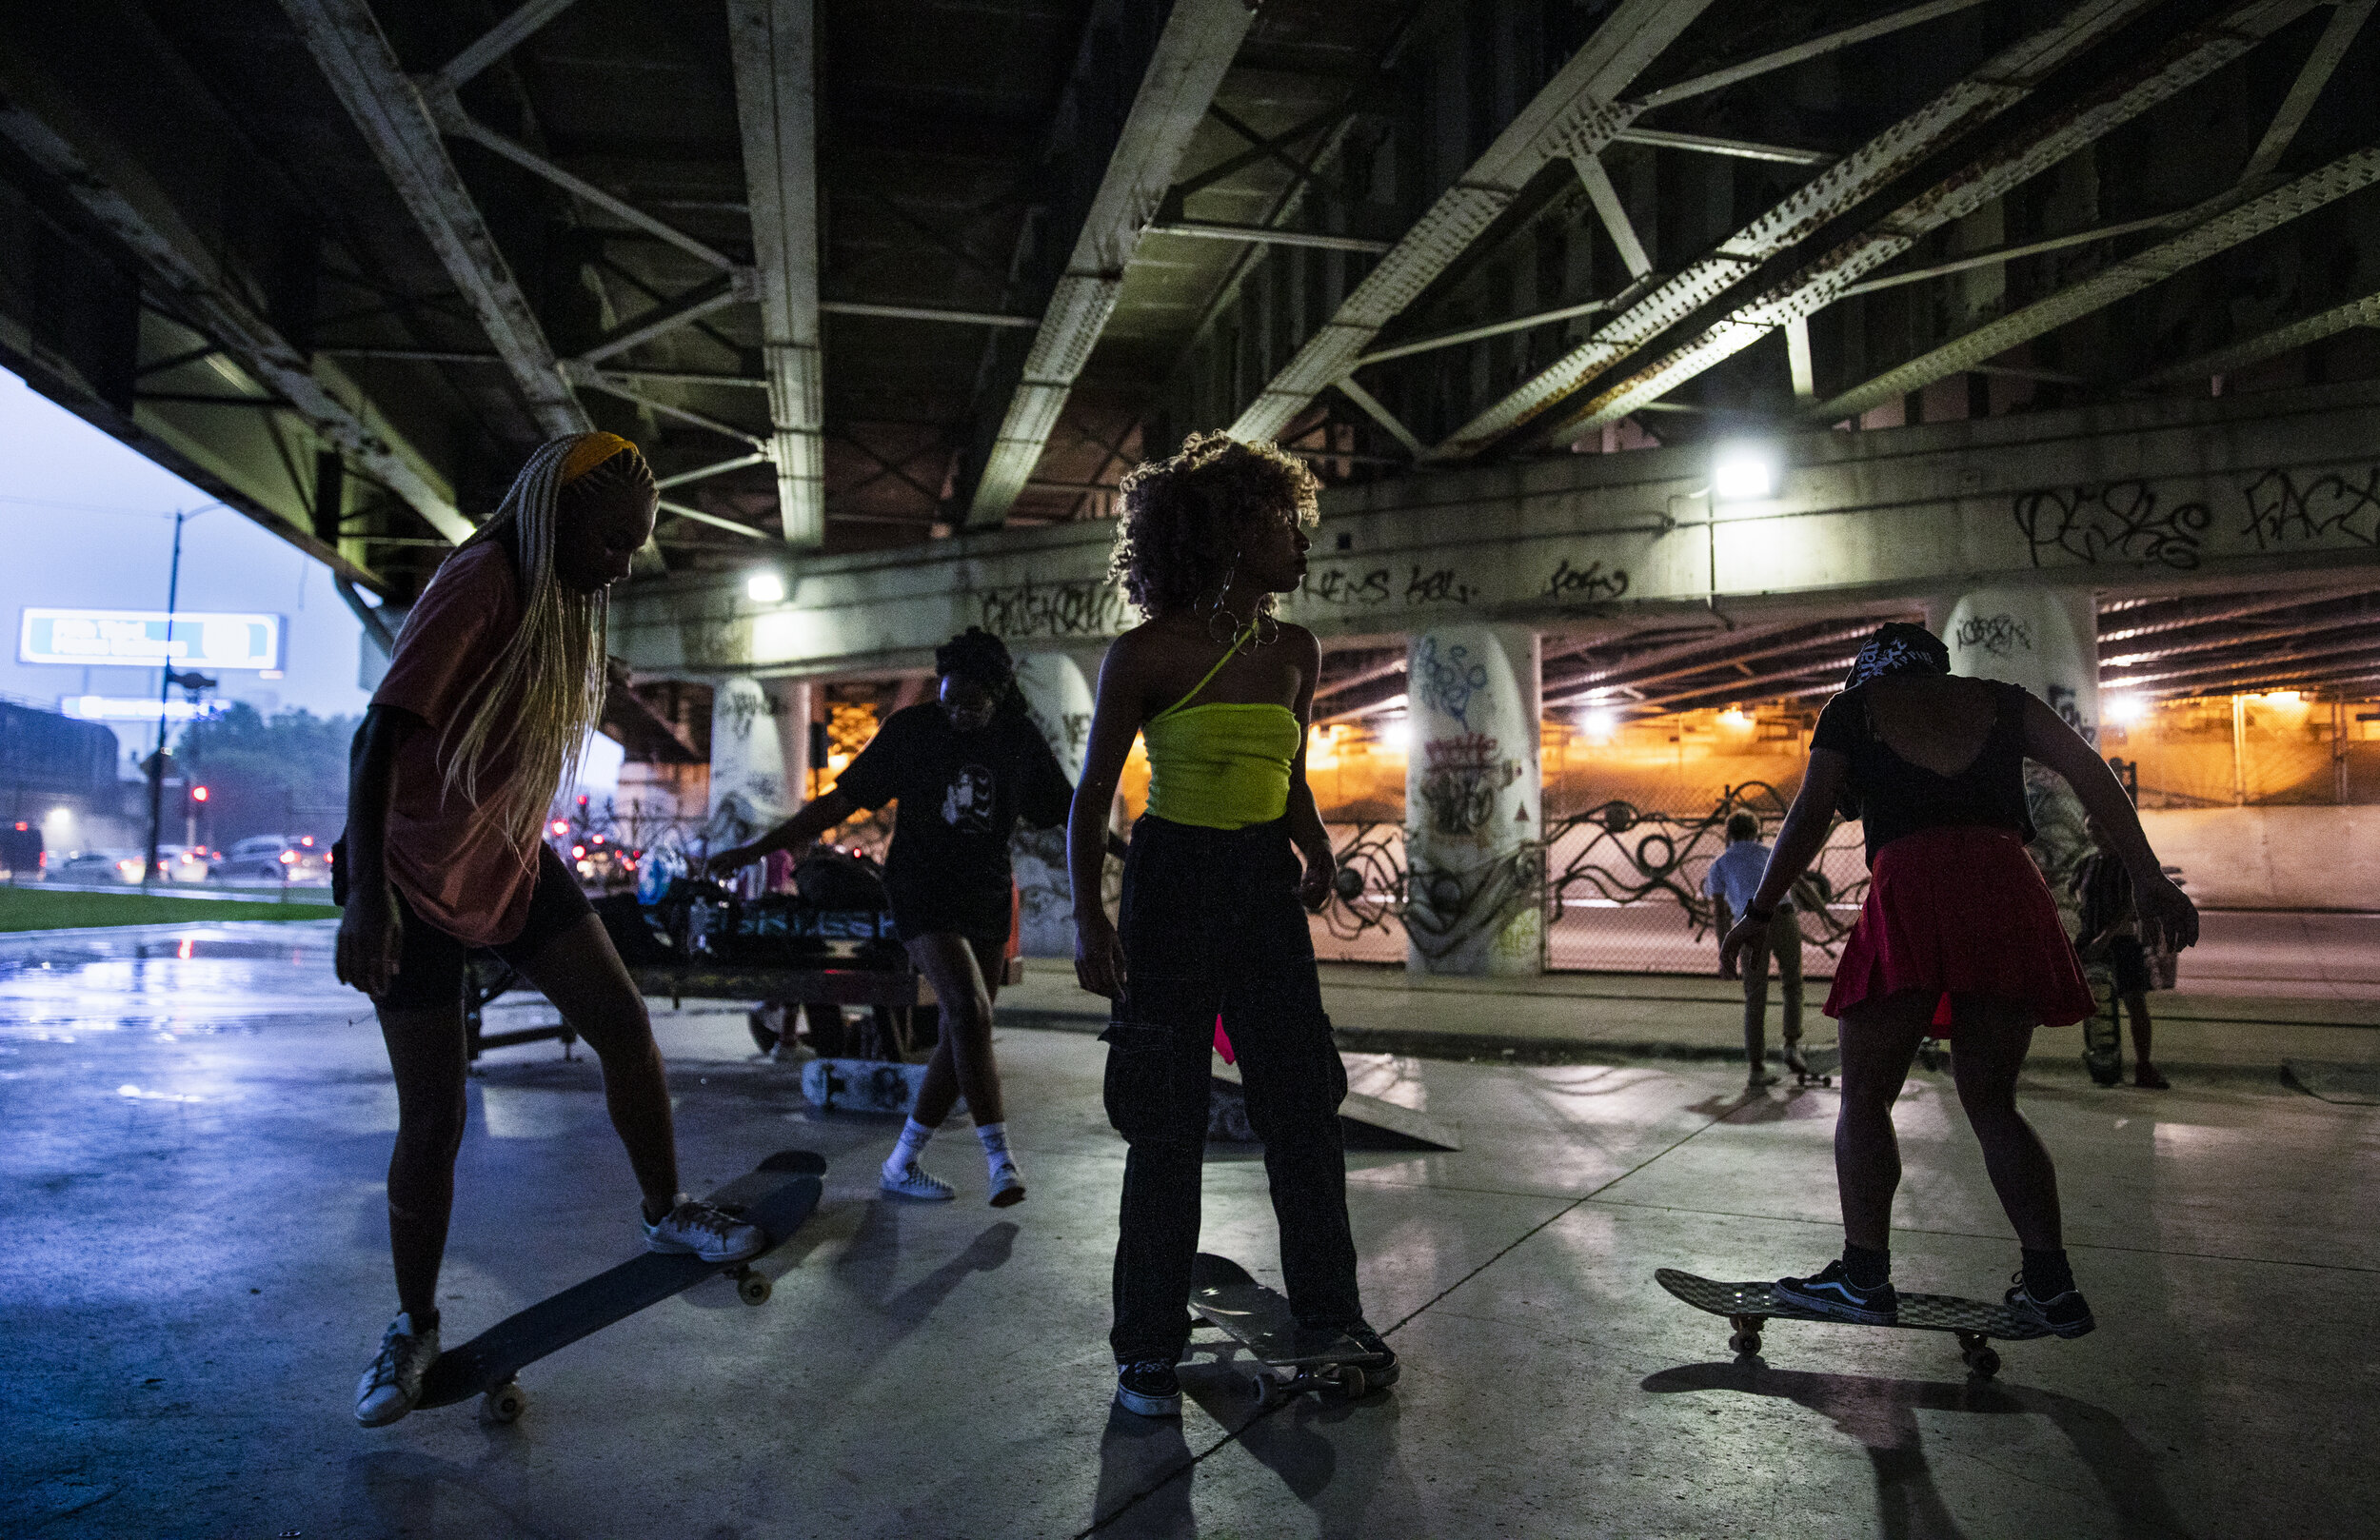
2102, 693, 2148, 726
1580, 707, 1618, 739
745, 571, 787, 603
1375, 717, 1410, 751
1711, 443, 1779, 502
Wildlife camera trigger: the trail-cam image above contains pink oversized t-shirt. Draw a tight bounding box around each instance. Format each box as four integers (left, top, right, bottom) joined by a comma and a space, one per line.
369, 543, 538, 947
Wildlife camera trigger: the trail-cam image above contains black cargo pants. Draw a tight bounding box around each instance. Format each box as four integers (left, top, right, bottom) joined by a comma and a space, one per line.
1101, 815, 1361, 1364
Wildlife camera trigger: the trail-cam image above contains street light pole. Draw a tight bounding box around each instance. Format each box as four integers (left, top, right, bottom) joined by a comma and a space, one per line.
143, 510, 188, 888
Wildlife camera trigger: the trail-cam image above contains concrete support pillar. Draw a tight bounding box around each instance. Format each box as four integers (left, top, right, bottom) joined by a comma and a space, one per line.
706, 675, 807, 846
1933, 587, 2100, 928
1403, 624, 1542, 976
1009, 647, 1101, 957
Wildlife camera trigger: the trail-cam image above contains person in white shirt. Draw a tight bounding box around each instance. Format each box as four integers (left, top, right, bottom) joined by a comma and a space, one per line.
1703, 811, 1802, 1088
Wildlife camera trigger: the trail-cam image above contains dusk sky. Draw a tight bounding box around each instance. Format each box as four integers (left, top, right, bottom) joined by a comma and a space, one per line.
0, 368, 619, 789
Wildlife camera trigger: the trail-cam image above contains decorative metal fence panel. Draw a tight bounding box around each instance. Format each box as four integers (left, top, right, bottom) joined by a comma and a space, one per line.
1310, 783, 1873, 977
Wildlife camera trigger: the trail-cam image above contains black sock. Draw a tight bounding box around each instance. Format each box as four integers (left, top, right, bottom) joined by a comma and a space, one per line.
2022, 1248, 2074, 1298
1842, 1243, 1891, 1290
407, 1307, 440, 1333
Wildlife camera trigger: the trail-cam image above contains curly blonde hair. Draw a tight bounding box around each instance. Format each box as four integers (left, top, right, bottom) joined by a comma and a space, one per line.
1108, 432, 1319, 617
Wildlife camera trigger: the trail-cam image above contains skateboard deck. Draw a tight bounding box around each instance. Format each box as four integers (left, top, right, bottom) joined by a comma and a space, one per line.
1188, 1253, 1387, 1403
1656, 1268, 2047, 1379
418, 1150, 826, 1422
2082, 962, 2126, 1086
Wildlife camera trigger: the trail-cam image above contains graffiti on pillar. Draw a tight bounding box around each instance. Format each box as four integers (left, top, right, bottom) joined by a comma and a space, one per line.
1543, 558, 1631, 603
1299, 566, 1394, 607
1416, 733, 1520, 839
2238, 466, 2380, 551
975, 578, 1130, 639
1402, 848, 1540, 964
1403, 566, 1478, 605
1412, 636, 1489, 726
2013, 482, 2207, 570
1022, 701, 1093, 762
1954, 613, 2033, 657
2045, 683, 2094, 746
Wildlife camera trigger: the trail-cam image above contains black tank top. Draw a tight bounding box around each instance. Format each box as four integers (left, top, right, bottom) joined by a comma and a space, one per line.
1811, 680, 2035, 866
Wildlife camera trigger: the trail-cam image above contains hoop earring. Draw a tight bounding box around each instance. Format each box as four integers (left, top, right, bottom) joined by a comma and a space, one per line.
1205, 552, 1243, 643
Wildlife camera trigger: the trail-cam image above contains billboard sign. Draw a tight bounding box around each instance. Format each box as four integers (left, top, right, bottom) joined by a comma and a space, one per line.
18, 608, 284, 671
58, 697, 231, 723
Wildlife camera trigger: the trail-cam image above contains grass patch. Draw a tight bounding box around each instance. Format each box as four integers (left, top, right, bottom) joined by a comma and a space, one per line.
0, 884, 338, 932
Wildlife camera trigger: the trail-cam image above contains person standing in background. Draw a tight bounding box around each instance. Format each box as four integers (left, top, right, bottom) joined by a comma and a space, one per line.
2074, 815, 2170, 1089
1705, 811, 1803, 1089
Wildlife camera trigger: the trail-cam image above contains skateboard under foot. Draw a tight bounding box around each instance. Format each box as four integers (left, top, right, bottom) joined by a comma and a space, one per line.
417, 1149, 826, 1424
1189, 1253, 1389, 1405
1656, 1267, 2048, 1380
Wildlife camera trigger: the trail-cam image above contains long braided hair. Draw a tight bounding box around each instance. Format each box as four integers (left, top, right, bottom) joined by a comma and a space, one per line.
431, 432, 651, 857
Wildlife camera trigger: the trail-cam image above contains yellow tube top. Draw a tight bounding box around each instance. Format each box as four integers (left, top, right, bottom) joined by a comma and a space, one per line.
1142, 702, 1301, 830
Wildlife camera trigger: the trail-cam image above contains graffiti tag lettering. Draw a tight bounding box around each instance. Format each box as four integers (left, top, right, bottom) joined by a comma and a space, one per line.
2013, 482, 2207, 570
1412, 636, 1489, 726
1299, 566, 1394, 606
2239, 466, 2380, 551
1544, 558, 1630, 603
1954, 613, 2032, 658
974, 578, 1129, 639
1404, 566, 1477, 605
1417, 732, 1519, 840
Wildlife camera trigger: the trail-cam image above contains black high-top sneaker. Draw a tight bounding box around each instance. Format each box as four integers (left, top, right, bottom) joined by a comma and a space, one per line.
1343, 1324, 1401, 1389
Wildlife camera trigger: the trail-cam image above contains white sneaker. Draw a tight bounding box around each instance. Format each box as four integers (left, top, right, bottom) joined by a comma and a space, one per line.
642, 1196, 765, 1262
880, 1160, 956, 1201
987, 1156, 1027, 1209
355, 1312, 439, 1427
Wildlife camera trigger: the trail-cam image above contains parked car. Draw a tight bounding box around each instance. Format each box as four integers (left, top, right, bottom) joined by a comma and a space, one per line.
154, 844, 215, 883
208, 835, 332, 884
56, 849, 146, 883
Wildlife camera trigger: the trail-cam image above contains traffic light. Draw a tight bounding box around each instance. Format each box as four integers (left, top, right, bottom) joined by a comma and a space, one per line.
191, 785, 209, 803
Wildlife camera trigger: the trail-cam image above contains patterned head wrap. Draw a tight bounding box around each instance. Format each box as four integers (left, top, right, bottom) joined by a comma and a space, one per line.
1844, 622, 1951, 689
560, 431, 638, 484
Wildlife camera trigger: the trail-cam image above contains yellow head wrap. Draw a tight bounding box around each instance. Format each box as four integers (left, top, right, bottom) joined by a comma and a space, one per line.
560, 431, 638, 484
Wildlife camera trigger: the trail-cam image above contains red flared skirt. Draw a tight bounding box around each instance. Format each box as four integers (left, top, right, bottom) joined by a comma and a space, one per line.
1823, 825, 2094, 1034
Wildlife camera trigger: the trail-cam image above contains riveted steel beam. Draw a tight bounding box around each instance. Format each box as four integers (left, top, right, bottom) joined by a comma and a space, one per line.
2137, 286, 2380, 389
2102, 608, 2380, 667
426, 0, 580, 98
0, 66, 472, 544
962, 0, 1255, 528
1607, 127, 1835, 166
1815, 146, 2380, 422
1436, 0, 2181, 459
1534, 0, 2324, 446
727, 0, 823, 547
1225, 0, 1718, 444
277, 0, 588, 439
2098, 582, 2380, 642
1628, 0, 1999, 110
2241, 0, 2373, 181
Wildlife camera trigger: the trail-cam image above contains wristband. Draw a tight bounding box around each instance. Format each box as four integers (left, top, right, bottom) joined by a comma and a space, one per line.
1745, 903, 1776, 922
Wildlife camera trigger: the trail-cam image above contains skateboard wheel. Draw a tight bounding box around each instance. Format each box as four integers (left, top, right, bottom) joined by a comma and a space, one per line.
1728, 1331, 1762, 1356
1332, 1366, 1368, 1400
1964, 1346, 2000, 1378
1246, 1373, 1271, 1403
480, 1383, 528, 1425
736, 1270, 772, 1306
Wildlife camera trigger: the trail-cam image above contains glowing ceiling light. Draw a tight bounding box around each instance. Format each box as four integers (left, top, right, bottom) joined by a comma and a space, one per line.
2103, 694, 2148, 725
746, 571, 787, 603
1712, 443, 1780, 502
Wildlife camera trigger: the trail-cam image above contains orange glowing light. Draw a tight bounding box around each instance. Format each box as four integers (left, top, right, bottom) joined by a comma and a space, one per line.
551, 819, 570, 836
191, 786, 209, 802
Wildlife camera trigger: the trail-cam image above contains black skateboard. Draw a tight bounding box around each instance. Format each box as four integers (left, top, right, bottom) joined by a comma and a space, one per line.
2081, 961, 2125, 1086
1188, 1253, 1388, 1404
418, 1150, 826, 1422
1656, 1267, 2048, 1379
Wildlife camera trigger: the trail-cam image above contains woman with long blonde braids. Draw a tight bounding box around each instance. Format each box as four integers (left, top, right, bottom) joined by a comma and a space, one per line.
336, 432, 762, 1428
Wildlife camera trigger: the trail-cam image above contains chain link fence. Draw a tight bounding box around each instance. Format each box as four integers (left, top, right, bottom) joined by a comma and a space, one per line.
1310, 782, 1872, 976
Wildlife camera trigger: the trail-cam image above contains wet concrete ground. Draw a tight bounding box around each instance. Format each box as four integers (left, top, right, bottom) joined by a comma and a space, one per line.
6, 921, 2376, 1538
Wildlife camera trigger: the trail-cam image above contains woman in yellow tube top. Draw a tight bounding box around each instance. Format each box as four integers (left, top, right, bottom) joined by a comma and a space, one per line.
1067, 431, 1396, 1420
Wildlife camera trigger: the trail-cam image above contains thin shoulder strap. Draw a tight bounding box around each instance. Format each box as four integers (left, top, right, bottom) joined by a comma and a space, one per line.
1154, 620, 1256, 722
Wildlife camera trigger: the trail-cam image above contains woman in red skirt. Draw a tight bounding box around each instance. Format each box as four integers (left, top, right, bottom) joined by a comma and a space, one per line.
1720, 622, 2195, 1338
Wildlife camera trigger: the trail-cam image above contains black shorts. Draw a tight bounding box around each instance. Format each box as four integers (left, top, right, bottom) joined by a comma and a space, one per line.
2107, 935, 2152, 997
378, 841, 594, 1011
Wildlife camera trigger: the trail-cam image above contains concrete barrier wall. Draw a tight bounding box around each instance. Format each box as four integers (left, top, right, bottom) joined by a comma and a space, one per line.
2138, 806, 2380, 911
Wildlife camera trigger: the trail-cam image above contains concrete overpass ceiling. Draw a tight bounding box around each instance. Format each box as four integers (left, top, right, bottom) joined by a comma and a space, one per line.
4, 0, 2376, 622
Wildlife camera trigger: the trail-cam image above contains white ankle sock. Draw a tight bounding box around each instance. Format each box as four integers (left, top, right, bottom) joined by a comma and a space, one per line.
976, 1120, 1013, 1170
884, 1116, 937, 1175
